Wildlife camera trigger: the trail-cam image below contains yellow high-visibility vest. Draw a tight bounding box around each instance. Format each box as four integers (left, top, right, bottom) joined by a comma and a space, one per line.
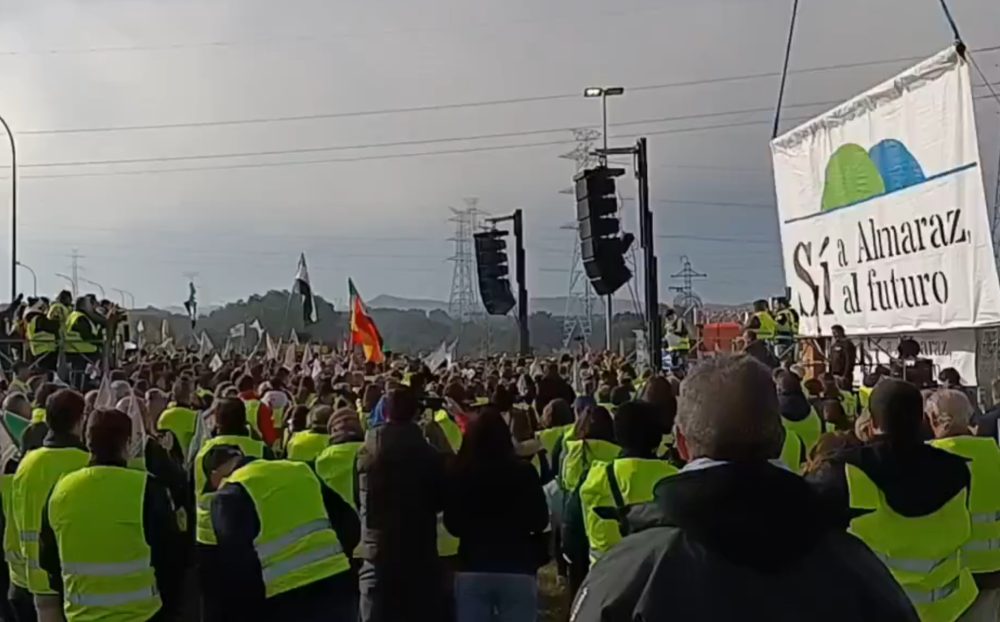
754, 311, 777, 340
580, 458, 678, 562
929, 436, 1000, 575
12, 446, 90, 594
846, 463, 977, 621
223, 460, 350, 598
48, 466, 161, 622
193, 435, 265, 545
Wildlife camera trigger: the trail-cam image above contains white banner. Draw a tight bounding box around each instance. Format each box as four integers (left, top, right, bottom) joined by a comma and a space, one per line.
771, 47, 1000, 336
855, 328, 977, 386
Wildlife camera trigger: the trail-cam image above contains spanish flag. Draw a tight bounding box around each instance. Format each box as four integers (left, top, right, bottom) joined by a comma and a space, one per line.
349, 279, 385, 363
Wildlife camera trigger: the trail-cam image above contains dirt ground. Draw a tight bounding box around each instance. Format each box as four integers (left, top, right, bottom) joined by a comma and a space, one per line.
539, 563, 571, 622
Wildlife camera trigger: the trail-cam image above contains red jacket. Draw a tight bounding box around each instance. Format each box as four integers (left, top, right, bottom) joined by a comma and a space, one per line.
239, 391, 278, 446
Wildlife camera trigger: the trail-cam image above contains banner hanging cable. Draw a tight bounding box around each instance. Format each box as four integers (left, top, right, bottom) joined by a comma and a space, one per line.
936, 0, 1000, 108
771, 0, 800, 139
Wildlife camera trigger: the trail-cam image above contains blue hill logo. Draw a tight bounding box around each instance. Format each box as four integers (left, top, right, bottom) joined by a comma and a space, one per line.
821, 139, 926, 211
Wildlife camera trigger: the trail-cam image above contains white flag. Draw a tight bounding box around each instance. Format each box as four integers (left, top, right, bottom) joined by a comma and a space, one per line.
198, 332, 215, 358
94, 373, 115, 410
265, 333, 279, 361
229, 323, 246, 339
422, 341, 449, 372
445, 339, 458, 369
222, 338, 233, 358
160, 318, 170, 343
209, 353, 224, 372
126, 395, 145, 460
283, 343, 297, 371
289, 329, 300, 346
136, 320, 145, 334
301, 343, 313, 367
311, 357, 323, 380
249, 319, 264, 339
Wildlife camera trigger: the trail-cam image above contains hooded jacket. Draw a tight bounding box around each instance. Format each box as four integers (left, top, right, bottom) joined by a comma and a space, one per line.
572, 461, 917, 622
807, 437, 970, 528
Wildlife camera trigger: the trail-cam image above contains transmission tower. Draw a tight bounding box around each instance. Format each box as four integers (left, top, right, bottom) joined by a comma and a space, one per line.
560, 129, 601, 349
669, 256, 707, 325
447, 198, 481, 322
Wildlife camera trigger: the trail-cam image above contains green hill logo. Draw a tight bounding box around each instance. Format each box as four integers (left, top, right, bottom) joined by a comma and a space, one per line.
821, 139, 927, 211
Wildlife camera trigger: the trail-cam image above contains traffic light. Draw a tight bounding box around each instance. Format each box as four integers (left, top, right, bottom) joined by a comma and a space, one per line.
575, 166, 633, 295
474, 229, 516, 315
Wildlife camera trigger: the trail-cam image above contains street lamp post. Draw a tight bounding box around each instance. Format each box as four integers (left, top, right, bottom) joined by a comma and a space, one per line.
0, 114, 17, 302
112, 288, 135, 309
55, 273, 75, 298
16, 261, 35, 297
79, 277, 105, 299
583, 86, 625, 350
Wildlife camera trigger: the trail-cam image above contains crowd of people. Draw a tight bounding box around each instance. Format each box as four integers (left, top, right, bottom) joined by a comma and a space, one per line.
0, 290, 995, 621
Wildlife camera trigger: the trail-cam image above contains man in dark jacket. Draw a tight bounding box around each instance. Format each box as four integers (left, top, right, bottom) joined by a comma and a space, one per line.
357, 387, 447, 622
571, 355, 917, 622
534, 363, 575, 418
207, 446, 360, 622
827, 324, 856, 384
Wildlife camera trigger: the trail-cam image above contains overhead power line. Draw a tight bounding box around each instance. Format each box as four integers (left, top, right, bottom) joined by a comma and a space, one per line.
11, 91, 999, 177
17, 45, 1000, 136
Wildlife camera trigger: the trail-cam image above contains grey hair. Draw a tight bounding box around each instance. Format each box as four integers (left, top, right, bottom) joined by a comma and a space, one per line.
677, 354, 784, 461
925, 389, 972, 431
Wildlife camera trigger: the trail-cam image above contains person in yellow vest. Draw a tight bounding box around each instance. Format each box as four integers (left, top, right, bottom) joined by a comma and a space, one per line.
536, 399, 575, 483
11, 389, 91, 622
580, 402, 679, 563
63, 299, 104, 374
286, 406, 333, 463
745, 299, 778, 343
560, 406, 621, 595
316, 408, 366, 513
0, 435, 31, 622
39, 408, 183, 622
205, 445, 359, 620
156, 378, 199, 462
44, 292, 71, 327
23, 304, 59, 374
192, 398, 271, 622
777, 371, 828, 454
807, 379, 977, 621
664, 308, 692, 372
926, 389, 1000, 621
773, 297, 799, 362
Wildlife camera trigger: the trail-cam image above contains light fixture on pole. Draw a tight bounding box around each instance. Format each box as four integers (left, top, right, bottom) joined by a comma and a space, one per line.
0, 114, 16, 302
55, 273, 76, 298
112, 288, 135, 309
583, 86, 625, 166
79, 277, 105, 299
16, 261, 36, 297
583, 85, 625, 349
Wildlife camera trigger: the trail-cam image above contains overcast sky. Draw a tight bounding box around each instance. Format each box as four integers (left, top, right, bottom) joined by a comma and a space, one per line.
0, 0, 998, 309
